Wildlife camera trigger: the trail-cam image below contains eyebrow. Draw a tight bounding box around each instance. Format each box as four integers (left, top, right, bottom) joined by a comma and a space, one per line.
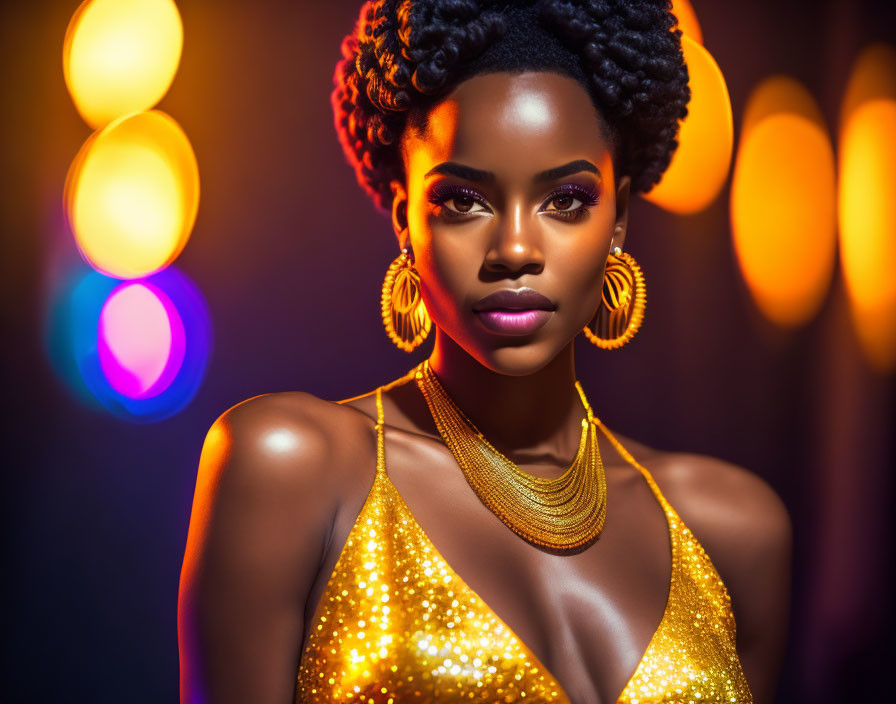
424, 159, 601, 183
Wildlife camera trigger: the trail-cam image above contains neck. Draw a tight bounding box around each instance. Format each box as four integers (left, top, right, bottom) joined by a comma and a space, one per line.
426, 329, 587, 465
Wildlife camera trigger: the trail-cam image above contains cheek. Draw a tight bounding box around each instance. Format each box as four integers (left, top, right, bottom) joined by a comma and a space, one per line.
406, 205, 483, 323
556, 243, 609, 326
421, 236, 486, 321
542, 219, 614, 318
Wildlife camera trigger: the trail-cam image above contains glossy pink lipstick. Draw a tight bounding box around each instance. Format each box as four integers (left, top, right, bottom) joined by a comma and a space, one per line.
472, 288, 556, 336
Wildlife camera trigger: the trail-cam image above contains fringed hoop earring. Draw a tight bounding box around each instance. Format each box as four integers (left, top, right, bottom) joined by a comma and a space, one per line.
381, 248, 431, 352
583, 248, 646, 349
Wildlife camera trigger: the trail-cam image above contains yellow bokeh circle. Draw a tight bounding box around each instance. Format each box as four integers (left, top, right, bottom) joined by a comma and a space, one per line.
65, 110, 199, 279
730, 77, 836, 328
839, 100, 896, 372
642, 35, 733, 215
837, 43, 896, 372
63, 0, 183, 129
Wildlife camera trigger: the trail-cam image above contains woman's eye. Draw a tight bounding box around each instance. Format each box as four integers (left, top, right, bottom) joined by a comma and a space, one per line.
545, 194, 583, 212
539, 186, 599, 222
426, 184, 490, 217
442, 194, 488, 215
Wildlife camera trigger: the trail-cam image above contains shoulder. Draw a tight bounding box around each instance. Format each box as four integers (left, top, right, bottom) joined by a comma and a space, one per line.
650, 453, 792, 567
179, 392, 382, 699
655, 453, 791, 543
207, 390, 369, 466
195, 391, 378, 532
648, 452, 792, 633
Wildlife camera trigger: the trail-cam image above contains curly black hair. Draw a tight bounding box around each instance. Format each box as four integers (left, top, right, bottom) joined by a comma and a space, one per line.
332, 0, 690, 211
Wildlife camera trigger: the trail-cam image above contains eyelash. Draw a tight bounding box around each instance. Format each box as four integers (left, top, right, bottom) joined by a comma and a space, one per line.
426, 183, 600, 222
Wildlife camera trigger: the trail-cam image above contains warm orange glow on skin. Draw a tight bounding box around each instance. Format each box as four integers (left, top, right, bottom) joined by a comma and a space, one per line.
642, 35, 732, 214
671, 0, 703, 45
839, 44, 896, 372
65, 110, 199, 279
731, 77, 836, 328
179, 417, 231, 593
63, 0, 183, 129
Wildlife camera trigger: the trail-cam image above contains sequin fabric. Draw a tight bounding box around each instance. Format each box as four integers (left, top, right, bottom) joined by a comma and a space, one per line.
296, 387, 753, 704
614, 463, 752, 704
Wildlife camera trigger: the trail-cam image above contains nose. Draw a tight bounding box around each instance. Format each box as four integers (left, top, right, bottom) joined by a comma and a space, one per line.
482, 199, 545, 277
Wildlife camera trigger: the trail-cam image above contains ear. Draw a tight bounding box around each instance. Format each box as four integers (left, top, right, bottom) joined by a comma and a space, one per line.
390, 179, 410, 250
611, 174, 631, 252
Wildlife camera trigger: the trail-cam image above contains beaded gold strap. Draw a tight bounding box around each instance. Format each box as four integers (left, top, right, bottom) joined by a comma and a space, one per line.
590, 416, 665, 505
375, 386, 385, 475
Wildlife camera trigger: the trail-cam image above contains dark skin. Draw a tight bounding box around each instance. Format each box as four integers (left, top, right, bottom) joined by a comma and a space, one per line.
178, 72, 792, 704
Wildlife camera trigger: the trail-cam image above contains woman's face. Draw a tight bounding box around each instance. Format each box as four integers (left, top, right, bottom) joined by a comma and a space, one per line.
392, 71, 630, 376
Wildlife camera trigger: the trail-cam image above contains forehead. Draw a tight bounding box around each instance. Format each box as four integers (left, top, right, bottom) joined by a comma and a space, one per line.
402, 71, 614, 182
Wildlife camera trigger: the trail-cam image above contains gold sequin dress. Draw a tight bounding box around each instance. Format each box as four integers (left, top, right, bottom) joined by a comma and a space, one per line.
296, 386, 753, 703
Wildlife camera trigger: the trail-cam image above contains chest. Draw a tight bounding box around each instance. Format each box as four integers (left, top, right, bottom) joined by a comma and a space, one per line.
302, 438, 678, 704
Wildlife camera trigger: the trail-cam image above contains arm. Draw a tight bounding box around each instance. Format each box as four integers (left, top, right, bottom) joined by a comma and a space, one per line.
656, 455, 793, 704
178, 392, 345, 704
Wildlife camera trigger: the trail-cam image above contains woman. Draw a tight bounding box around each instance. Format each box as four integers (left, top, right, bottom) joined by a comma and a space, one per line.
178, 1, 792, 702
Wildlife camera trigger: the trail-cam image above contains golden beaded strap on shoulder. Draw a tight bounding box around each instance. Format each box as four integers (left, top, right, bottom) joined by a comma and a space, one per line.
590, 416, 667, 508
374, 386, 385, 475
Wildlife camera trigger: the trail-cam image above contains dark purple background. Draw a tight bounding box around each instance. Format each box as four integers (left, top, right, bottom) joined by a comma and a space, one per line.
3, 1, 894, 701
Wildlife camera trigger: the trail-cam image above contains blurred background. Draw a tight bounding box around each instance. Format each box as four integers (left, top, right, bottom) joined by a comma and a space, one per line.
3, 0, 894, 701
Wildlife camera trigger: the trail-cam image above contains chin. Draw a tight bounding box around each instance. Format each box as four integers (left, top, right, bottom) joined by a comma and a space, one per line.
465, 335, 571, 377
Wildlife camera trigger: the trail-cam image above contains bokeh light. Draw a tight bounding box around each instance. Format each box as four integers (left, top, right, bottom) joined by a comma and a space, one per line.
671, 0, 703, 45
642, 35, 733, 214
839, 44, 896, 372
98, 282, 186, 399
45, 265, 211, 422
64, 110, 199, 280
730, 76, 837, 327
63, 0, 183, 129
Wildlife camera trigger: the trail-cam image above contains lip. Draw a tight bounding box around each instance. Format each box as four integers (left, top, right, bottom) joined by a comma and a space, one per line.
475, 309, 554, 335
472, 287, 557, 313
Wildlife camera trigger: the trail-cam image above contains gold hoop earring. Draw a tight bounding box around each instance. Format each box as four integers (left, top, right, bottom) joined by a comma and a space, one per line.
583, 248, 646, 349
381, 248, 431, 352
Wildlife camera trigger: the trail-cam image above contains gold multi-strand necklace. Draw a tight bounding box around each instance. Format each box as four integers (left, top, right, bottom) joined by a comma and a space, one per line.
414, 359, 607, 552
